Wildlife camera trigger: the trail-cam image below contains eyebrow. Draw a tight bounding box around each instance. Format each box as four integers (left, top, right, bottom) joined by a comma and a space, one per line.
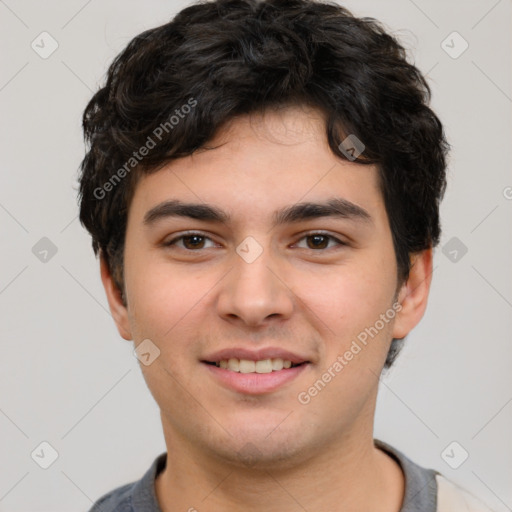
143, 198, 372, 228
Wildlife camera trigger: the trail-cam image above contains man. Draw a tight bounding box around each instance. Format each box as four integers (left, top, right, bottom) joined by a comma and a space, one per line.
78, 0, 494, 510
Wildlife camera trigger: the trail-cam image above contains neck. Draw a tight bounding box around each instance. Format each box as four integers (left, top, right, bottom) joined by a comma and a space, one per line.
155, 426, 404, 511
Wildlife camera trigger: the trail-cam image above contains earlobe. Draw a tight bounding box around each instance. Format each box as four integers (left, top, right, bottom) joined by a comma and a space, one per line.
392, 248, 433, 340
99, 252, 133, 341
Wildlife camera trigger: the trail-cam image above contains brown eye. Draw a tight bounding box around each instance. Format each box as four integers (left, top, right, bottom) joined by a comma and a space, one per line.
164, 232, 216, 250
306, 234, 330, 249
181, 235, 206, 249
295, 232, 345, 251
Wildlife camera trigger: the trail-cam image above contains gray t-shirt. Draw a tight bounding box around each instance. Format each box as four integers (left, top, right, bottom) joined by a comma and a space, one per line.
87, 439, 455, 511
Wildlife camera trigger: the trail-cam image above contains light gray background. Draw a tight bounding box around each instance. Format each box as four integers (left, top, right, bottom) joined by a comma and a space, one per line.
1, 0, 511, 510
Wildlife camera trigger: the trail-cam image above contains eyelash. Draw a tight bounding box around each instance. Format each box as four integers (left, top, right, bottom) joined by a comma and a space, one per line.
163, 231, 347, 252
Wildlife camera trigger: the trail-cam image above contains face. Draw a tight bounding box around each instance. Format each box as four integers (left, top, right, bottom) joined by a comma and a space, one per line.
103, 105, 431, 469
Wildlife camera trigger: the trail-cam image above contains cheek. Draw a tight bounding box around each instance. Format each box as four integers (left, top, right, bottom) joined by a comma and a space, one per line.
304, 255, 397, 366
306, 259, 395, 328
124, 260, 208, 400
124, 253, 199, 342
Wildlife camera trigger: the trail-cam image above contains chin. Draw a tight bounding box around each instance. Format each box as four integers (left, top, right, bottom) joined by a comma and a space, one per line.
207, 422, 314, 471
217, 441, 307, 471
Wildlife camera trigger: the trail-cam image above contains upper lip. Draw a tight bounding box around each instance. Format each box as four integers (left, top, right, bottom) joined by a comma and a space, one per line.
202, 347, 310, 364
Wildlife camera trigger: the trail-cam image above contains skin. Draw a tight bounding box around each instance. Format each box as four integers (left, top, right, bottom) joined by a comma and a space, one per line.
101, 105, 433, 511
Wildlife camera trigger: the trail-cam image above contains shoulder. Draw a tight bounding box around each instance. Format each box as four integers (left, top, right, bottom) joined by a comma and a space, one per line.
88, 482, 135, 512
374, 439, 496, 512
88, 452, 167, 512
436, 474, 496, 512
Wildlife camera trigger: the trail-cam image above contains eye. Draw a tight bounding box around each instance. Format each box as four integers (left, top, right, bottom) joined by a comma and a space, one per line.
163, 231, 346, 252
163, 232, 217, 250
294, 232, 346, 250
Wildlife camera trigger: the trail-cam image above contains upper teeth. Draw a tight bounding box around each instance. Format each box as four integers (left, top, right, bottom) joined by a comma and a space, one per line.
216, 358, 293, 373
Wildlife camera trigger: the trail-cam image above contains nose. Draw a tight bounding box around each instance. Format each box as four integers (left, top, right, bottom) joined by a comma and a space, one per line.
216, 241, 294, 328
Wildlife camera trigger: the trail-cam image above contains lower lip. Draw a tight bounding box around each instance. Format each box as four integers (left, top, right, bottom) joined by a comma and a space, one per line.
203, 362, 309, 395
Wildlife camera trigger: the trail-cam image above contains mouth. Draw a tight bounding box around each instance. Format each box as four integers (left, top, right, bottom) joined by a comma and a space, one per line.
202, 358, 307, 373
201, 357, 311, 395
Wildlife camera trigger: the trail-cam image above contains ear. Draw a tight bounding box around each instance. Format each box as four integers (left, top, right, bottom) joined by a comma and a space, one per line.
392, 248, 433, 339
99, 251, 132, 341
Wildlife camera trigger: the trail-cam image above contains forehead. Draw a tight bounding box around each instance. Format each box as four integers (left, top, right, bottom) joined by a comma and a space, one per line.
128, 106, 385, 229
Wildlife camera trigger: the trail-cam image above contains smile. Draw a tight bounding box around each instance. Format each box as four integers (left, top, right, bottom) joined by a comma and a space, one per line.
202, 360, 310, 394
206, 358, 303, 373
